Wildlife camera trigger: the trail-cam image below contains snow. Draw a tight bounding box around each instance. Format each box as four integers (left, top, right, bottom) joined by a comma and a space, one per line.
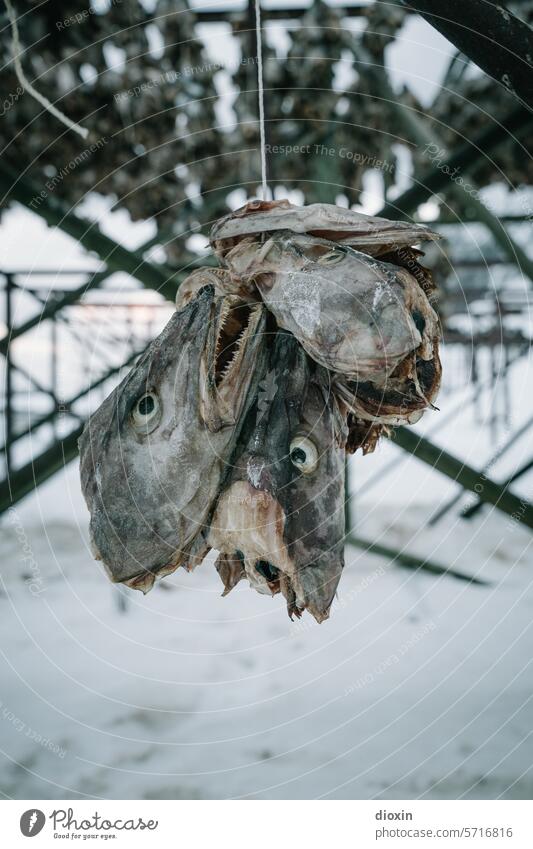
1, 463, 532, 800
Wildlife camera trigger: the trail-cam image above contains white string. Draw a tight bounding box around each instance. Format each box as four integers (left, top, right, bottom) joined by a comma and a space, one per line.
4, 0, 89, 139
254, 0, 269, 200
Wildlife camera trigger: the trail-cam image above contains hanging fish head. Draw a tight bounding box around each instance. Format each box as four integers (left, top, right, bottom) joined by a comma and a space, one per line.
224, 231, 440, 382
208, 332, 346, 623
79, 282, 267, 592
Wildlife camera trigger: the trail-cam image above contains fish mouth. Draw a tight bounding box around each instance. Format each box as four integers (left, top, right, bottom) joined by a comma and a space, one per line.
333, 350, 442, 425
200, 296, 265, 430
208, 481, 340, 622
92, 524, 211, 595
214, 299, 258, 385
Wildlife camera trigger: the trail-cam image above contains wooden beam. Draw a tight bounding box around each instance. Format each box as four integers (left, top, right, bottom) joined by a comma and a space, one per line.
364, 55, 533, 283
429, 413, 533, 525
463, 457, 533, 521
379, 105, 533, 221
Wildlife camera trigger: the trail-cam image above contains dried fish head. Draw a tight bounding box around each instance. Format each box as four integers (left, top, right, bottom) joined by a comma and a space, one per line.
225, 231, 440, 381
79, 283, 267, 591
208, 332, 345, 623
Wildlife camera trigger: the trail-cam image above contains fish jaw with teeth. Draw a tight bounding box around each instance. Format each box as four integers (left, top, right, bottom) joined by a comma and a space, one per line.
208, 331, 345, 622
333, 349, 442, 427
223, 232, 440, 382
79, 283, 267, 591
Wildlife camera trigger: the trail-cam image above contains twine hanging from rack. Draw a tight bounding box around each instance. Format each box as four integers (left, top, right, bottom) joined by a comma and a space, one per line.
254, 0, 269, 200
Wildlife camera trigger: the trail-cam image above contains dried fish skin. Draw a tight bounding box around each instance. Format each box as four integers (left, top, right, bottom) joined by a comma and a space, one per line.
208, 332, 345, 623
175, 266, 258, 312
333, 348, 442, 426
224, 232, 440, 381
80, 198, 443, 621
79, 283, 268, 589
211, 198, 440, 259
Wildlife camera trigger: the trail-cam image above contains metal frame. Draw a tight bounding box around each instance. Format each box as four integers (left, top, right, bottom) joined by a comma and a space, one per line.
0, 271, 170, 511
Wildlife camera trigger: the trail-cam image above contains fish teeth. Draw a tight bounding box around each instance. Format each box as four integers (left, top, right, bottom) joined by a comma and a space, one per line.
218, 304, 261, 383
215, 300, 231, 360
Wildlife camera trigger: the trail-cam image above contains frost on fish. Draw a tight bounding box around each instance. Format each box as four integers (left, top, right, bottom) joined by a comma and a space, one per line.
210, 199, 442, 461
275, 271, 322, 337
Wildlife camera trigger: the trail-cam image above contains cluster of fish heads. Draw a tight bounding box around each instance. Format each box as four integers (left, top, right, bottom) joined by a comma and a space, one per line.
79, 281, 346, 620
79, 200, 441, 622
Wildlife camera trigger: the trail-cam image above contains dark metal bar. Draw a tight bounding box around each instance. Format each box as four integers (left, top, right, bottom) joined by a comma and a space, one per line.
437, 50, 470, 97
398, 0, 533, 111
449, 258, 519, 268
428, 412, 533, 525
443, 329, 530, 347
389, 426, 533, 529
0, 271, 110, 355
4, 274, 13, 476
364, 52, 533, 282
463, 457, 533, 520
344, 455, 351, 535
422, 214, 532, 225
3, 359, 56, 401
358, 342, 530, 499
0, 424, 84, 514
51, 314, 58, 438
346, 534, 488, 584
0, 162, 178, 302
4, 345, 145, 449
379, 104, 533, 219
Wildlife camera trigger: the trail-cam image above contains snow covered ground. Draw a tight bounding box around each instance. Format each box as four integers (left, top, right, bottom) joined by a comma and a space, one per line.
1, 444, 532, 800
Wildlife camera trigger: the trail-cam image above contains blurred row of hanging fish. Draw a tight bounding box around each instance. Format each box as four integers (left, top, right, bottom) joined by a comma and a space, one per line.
79, 200, 442, 622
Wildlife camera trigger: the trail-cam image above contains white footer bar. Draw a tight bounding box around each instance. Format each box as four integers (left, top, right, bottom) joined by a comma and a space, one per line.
2, 800, 532, 848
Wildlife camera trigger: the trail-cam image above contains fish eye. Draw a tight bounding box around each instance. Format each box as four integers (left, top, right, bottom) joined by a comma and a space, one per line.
317, 248, 345, 265
131, 392, 160, 433
289, 436, 319, 474
297, 243, 346, 265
